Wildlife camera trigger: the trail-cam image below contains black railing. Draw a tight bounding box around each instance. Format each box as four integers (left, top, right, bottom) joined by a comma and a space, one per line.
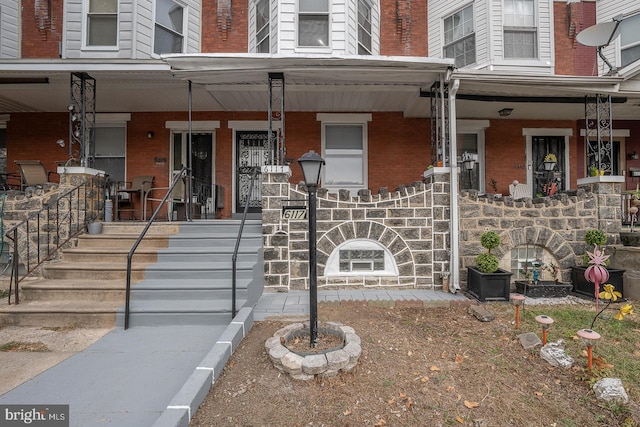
4, 177, 103, 304
231, 167, 260, 317
124, 166, 188, 330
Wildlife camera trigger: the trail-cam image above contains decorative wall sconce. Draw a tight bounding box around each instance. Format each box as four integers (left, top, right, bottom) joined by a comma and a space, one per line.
499, 108, 514, 117
147, 131, 154, 139
56, 139, 65, 148
628, 151, 638, 160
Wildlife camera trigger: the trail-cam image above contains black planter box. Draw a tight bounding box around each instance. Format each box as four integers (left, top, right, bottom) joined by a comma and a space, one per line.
514, 281, 573, 298
467, 267, 512, 302
571, 266, 625, 298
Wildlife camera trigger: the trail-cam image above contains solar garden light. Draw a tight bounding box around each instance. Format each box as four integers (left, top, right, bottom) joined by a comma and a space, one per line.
297, 150, 325, 348
511, 294, 525, 329
577, 328, 601, 369
535, 315, 554, 345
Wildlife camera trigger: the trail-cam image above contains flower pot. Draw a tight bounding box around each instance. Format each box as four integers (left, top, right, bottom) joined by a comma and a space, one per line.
466, 267, 512, 302
571, 266, 625, 298
87, 222, 103, 235
543, 161, 556, 171
514, 280, 573, 298
620, 232, 640, 247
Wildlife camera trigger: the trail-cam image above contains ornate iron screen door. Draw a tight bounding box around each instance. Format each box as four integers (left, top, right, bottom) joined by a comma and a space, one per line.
533, 136, 565, 197
236, 131, 274, 213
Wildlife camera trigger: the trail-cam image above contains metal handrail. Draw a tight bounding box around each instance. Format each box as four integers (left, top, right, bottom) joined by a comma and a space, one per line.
4, 177, 102, 304
124, 166, 188, 330
231, 167, 260, 317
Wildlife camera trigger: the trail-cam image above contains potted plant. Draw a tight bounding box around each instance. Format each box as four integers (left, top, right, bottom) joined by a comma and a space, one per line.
467, 231, 512, 302
543, 153, 557, 171
571, 229, 625, 298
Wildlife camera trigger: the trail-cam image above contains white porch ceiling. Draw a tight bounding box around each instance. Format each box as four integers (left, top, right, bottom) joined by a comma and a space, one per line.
0, 55, 639, 120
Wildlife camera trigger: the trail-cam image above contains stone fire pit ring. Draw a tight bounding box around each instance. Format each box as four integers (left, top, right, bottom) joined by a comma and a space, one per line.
265, 321, 362, 381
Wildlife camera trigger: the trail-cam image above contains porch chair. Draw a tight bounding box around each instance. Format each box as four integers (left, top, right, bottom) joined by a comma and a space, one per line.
509, 180, 529, 200
14, 160, 55, 190
144, 172, 186, 221
115, 176, 154, 220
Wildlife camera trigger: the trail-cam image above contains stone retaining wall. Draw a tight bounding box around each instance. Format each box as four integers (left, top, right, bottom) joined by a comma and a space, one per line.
262, 167, 451, 291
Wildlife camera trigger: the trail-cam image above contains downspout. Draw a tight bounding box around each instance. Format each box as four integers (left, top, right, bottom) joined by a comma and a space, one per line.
448, 77, 461, 291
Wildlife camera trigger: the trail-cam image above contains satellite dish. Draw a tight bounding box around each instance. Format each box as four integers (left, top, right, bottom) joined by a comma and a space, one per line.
576, 21, 621, 47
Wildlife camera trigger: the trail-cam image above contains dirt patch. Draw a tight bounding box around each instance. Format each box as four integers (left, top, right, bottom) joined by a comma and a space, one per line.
192, 303, 640, 427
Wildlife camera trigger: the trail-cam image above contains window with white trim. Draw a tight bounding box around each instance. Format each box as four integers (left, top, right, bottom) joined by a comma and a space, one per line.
325, 239, 398, 276
94, 125, 126, 187
443, 4, 475, 67
503, 0, 537, 59
358, 0, 372, 55
621, 13, 640, 68
323, 124, 366, 190
255, 0, 270, 53
154, 0, 184, 55
86, 0, 118, 46
298, 0, 329, 47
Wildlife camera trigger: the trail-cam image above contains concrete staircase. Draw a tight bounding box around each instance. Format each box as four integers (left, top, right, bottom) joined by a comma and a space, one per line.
0, 220, 263, 328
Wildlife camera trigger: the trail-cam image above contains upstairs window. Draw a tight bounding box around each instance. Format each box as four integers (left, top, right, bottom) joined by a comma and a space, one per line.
504, 0, 537, 59
443, 5, 475, 67
86, 0, 118, 46
255, 0, 270, 53
621, 13, 640, 68
154, 0, 184, 54
298, 0, 329, 47
358, 0, 372, 55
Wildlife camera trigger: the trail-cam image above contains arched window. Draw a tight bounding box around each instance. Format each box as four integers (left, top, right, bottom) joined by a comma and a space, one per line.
325, 239, 398, 276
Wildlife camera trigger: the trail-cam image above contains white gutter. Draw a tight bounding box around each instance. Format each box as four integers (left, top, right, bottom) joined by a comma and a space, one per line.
448, 78, 461, 290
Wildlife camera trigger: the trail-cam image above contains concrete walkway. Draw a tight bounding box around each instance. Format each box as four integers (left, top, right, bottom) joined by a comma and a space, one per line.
0, 289, 471, 427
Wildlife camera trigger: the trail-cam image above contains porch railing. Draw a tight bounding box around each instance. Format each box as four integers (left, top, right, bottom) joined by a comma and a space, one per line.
124, 166, 188, 330
231, 167, 260, 318
4, 177, 103, 304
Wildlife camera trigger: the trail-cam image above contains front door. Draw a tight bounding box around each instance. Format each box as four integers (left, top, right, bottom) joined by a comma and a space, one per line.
172, 132, 214, 218
235, 131, 274, 213
532, 136, 565, 197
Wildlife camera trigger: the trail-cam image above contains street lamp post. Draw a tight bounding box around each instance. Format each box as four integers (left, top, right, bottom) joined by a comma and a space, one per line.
298, 150, 325, 348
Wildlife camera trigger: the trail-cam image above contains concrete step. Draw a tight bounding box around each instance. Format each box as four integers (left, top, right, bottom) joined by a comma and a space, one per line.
115, 299, 244, 327
20, 279, 126, 302
43, 262, 149, 280
0, 300, 121, 328
176, 220, 262, 234
62, 248, 159, 263
166, 234, 261, 248
77, 234, 171, 249
143, 261, 255, 280
129, 278, 251, 300
99, 222, 180, 234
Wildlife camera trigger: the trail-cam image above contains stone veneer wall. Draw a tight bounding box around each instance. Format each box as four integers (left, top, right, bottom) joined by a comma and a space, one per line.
1, 172, 105, 273
261, 167, 452, 291
459, 178, 623, 285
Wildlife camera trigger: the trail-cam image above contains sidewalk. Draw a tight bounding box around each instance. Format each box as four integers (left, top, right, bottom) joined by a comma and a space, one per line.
0, 289, 471, 427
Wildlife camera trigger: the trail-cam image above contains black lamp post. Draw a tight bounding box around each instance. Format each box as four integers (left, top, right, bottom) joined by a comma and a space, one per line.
297, 150, 325, 348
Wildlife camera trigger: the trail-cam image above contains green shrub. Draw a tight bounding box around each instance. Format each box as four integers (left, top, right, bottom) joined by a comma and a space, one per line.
584, 229, 606, 247
476, 231, 502, 273
480, 231, 501, 253
476, 253, 499, 274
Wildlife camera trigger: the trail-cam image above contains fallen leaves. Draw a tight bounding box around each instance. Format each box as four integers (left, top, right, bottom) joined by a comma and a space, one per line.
464, 400, 480, 409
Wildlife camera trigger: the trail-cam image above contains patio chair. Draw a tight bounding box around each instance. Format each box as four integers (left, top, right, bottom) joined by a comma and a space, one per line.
509, 180, 529, 200
144, 172, 186, 221
115, 176, 154, 220
14, 160, 55, 190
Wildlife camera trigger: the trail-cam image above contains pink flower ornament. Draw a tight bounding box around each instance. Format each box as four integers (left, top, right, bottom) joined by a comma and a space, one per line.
584, 246, 610, 311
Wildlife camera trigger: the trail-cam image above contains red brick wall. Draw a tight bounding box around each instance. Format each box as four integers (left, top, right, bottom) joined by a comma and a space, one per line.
554, 1, 597, 76
485, 119, 579, 195
21, 0, 63, 58
202, 0, 248, 53
380, 0, 428, 56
